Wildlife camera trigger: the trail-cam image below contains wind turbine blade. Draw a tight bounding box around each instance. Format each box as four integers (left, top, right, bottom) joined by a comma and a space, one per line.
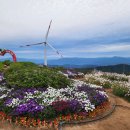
45, 20, 52, 43
20, 42, 44, 47
47, 43, 63, 58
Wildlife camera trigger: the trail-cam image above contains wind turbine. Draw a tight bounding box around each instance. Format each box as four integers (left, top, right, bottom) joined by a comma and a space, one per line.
20, 20, 63, 66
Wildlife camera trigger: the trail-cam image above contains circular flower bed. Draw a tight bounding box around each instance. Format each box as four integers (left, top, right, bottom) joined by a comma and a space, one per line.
0, 63, 110, 129
0, 80, 109, 129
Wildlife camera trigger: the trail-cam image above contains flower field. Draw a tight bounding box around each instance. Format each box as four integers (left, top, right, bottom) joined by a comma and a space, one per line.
0, 62, 110, 129
85, 71, 130, 101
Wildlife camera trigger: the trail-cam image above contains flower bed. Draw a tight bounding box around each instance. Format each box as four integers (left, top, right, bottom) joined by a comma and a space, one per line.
85, 71, 130, 102
0, 79, 109, 129
0, 64, 110, 129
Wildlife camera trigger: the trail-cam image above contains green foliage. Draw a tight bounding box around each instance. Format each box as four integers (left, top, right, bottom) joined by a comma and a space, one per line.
8, 62, 37, 69
51, 66, 65, 71
0, 62, 4, 72
86, 77, 101, 86
0, 100, 4, 109
112, 83, 129, 97
4, 62, 71, 89
92, 80, 101, 86
112, 83, 130, 102
102, 81, 112, 89
0, 100, 12, 114
125, 96, 130, 102
3, 60, 12, 66
86, 78, 111, 89
86, 77, 96, 83
39, 106, 56, 120
101, 74, 128, 82
2, 106, 13, 114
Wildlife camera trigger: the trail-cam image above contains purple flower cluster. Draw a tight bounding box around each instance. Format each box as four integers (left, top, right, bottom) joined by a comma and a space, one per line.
69, 99, 82, 112
4, 98, 13, 105
6, 87, 46, 100
77, 85, 108, 106
14, 99, 43, 115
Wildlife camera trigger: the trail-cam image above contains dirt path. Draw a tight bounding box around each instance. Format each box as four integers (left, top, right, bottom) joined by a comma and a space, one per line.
63, 94, 130, 130
0, 92, 130, 130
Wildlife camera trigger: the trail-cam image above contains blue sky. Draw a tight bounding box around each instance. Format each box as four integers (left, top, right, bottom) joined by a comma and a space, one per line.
0, 0, 130, 60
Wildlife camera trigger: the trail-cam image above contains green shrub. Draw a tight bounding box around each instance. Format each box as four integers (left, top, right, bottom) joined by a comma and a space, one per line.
4, 62, 71, 89
125, 96, 130, 102
93, 80, 102, 86
3, 60, 12, 66
101, 74, 128, 82
39, 106, 56, 120
102, 81, 112, 89
86, 77, 100, 85
120, 77, 128, 82
0, 62, 4, 72
112, 83, 128, 97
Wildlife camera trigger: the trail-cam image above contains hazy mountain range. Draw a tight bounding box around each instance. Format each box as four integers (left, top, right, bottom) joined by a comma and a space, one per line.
1, 56, 130, 68
76, 64, 130, 74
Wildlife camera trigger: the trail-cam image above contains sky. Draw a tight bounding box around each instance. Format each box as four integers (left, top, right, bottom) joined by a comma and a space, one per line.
0, 0, 130, 60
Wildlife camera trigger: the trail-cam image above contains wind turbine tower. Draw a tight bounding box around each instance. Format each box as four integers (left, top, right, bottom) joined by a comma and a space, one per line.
20, 20, 63, 66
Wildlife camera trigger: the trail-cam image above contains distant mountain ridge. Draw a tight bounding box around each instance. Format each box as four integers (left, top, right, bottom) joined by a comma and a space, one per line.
48, 57, 130, 66
76, 64, 130, 74
0, 57, 130, 67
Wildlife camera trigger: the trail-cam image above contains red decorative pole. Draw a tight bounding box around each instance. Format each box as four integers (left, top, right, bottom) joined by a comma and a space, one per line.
0, 49, 17, 62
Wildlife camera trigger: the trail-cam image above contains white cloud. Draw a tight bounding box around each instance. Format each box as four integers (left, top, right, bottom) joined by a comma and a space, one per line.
68, 43, 130, 53
0, 0, 130, 41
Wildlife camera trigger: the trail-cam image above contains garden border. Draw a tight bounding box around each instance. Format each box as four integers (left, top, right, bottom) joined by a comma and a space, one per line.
58, 94, 116, 130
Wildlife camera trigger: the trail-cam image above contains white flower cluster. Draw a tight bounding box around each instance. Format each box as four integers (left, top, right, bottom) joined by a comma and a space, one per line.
0, 75, 3, 82
85, 71, 130, 97
102, 72, 128, 80
7, 98, 21, 108
125, 89, 130, 97
0, 86, 13, 99
73, 79, 103, 89
0, 86, 9, 92
98, 90, 108, 98
89, 84, 103, 89
0, 94, 7, 99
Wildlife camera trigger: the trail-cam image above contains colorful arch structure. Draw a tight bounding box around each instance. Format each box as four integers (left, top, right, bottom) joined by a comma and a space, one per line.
0, 49, 17, 62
